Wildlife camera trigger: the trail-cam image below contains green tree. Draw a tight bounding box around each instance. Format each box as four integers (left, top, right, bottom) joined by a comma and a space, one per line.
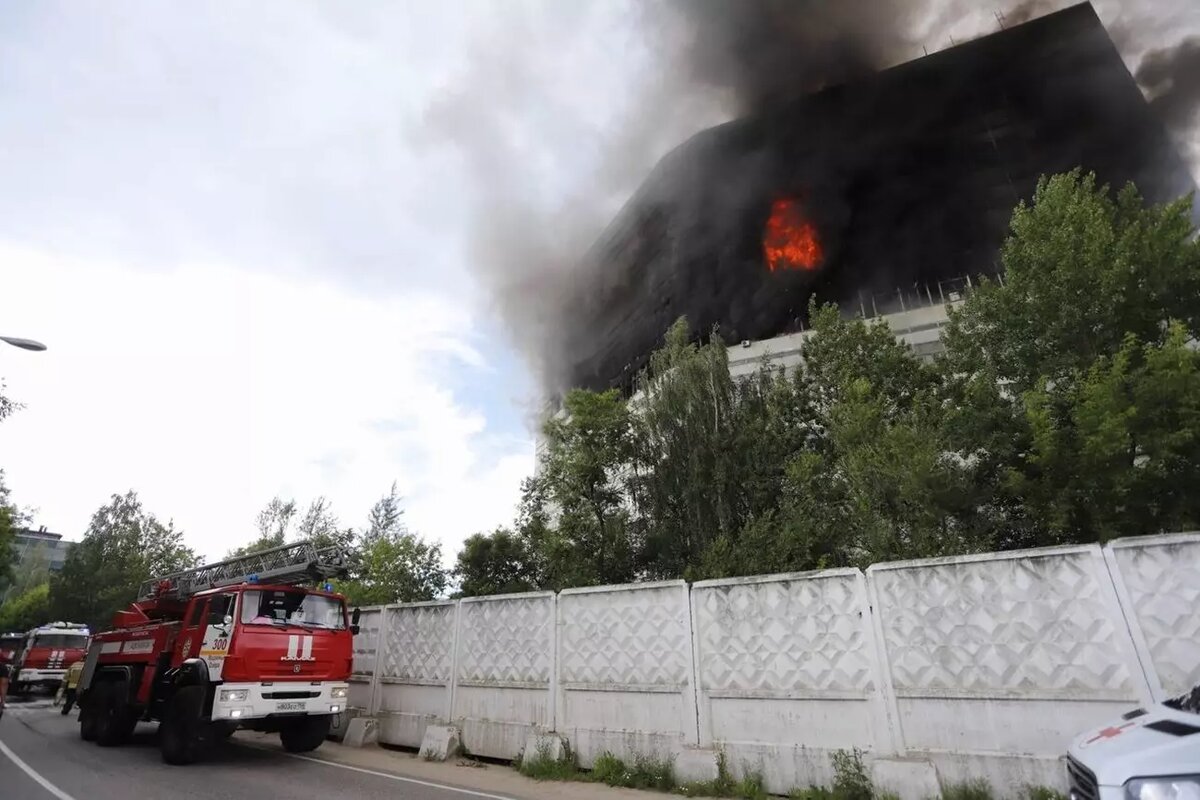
945, 170, 1200, 544
1012, 325, 1200, 542
0, 582, 50, 631
529, 388, 639, 587
339, 532, 445, 605
49, 491, 200, 631
693, 303, 990, 576
943, 170, 1200, 393
453, 528, 539, 597
0, 470, 23, 593
362, 482, 405, 548
297, 497, 355, 552
630, 319, 809, 579
335, 486, 446, 605
226, 497, 296, 557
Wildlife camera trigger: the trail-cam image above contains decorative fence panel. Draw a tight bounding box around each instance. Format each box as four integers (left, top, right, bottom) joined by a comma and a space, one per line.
450, 592, 556, 759
555, 581, 698, 767
866, 545, 1150, 789
375, 601, 458, 748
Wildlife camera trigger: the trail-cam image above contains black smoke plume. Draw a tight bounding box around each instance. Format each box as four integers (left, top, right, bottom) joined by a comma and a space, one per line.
426, 1, 1200, 397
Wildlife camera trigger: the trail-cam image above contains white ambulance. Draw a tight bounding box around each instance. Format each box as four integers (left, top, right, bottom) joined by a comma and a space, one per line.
1067, 683, 1200, 800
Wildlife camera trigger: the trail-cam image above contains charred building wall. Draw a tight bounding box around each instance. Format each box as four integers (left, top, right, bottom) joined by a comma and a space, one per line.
560, 3, 1196, 393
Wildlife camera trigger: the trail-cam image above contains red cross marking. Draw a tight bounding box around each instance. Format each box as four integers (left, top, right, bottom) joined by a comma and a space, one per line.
1085, 722, 1134, 745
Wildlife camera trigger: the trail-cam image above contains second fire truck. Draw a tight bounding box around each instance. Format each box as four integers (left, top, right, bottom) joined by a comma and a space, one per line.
9, 621, 90, 694
76, 541, 360, 764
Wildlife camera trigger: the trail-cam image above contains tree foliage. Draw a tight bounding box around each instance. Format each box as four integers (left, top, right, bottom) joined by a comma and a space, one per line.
50, 491, 200, 630
0, 582, 50, 631
453, 528, 539, 598
225, 486, 447, 606
455, 170, 1200, 595
0, 378, 20, 425
337, 482, 445, 605
0, 470, 22, 593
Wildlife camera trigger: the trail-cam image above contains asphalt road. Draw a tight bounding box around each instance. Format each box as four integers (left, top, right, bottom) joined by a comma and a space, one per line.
0, 699, 511, 800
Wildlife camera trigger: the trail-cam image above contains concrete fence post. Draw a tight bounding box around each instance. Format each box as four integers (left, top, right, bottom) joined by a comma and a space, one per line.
446, 600, 462, 724
369, 606, 389, 717
861, 568, 904, 757
548, 591, 559, 732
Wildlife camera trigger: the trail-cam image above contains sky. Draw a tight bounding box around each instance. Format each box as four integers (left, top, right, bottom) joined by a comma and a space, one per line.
0, 0, 592, 562
1, 0, 1197, 565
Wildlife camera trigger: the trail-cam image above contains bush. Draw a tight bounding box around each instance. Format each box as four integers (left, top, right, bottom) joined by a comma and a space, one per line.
518, 741, 578, 781
831, 749, 873, 800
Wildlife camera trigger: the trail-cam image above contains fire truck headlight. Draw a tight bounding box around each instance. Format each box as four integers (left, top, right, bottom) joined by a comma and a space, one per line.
330, 705, 341, 714
1126, 777, 1200, 800
330, 686, 348, 699
220, 689, 250, 703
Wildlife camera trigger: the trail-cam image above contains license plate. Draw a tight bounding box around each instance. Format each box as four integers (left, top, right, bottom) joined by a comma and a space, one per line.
277, 702, 306, 711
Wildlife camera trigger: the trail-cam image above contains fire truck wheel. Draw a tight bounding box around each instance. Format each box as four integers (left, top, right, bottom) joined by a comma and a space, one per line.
95, 680, 133, 747
79, 684, 106, 742
160, 686, 208, 765
279, 715, 331, 753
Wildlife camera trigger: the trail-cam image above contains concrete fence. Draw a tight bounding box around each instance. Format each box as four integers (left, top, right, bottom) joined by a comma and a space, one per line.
339, 533, 1200, 797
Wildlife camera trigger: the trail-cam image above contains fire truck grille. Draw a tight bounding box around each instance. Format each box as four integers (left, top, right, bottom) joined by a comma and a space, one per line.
261, 691, 321, 700
1067, 756, 1098, 800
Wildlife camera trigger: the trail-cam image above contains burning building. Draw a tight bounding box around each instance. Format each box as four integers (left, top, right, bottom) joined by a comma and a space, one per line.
557, 2, 1196, 394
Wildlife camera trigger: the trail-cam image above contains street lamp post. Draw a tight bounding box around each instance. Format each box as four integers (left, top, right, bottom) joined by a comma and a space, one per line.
0, 336, 47, 352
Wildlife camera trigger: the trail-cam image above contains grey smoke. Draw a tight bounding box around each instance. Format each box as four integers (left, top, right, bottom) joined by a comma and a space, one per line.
1138, 38, 1200, 135
426, 1, 1200, 394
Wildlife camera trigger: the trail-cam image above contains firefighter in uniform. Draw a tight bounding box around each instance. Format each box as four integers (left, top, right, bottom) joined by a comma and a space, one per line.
59, 660, 85, 715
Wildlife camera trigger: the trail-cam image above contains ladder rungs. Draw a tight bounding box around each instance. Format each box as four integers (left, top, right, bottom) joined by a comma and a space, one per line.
137, 541, 348, 601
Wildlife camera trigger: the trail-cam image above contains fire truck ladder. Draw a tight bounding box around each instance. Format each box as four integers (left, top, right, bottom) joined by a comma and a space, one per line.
136, 541, 349, 602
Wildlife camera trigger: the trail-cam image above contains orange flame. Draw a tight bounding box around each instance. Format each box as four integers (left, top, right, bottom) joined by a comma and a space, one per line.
763, 198, 823, 272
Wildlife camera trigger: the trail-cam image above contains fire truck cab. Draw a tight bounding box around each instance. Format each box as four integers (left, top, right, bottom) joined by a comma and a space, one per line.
11, 622, 90, 694
77, 542, 359, 764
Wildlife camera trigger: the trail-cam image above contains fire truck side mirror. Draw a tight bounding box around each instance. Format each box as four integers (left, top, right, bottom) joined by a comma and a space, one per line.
350, 607, 361, 635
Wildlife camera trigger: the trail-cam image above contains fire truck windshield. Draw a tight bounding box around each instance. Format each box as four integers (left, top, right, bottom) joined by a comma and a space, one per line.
33, 633, 88, 649
240, 589, 346, 630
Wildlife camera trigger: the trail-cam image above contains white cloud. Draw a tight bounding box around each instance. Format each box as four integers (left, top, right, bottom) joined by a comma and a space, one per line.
0, 244, 533, 563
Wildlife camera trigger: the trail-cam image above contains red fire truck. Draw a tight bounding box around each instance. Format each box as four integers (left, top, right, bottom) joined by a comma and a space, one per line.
10, 622, 91, 694
76, 541, 360, 764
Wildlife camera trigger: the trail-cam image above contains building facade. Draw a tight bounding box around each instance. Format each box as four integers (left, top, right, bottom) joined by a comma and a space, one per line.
10, 527, 73, 573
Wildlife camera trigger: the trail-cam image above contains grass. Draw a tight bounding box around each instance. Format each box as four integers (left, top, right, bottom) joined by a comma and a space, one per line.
941, 779, 995, 800
676, 752, 768, 799
592, 751, 677, 791
1025, 787, 1067, 800
517, 742, 1027, 800
789, 788, 836, 800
